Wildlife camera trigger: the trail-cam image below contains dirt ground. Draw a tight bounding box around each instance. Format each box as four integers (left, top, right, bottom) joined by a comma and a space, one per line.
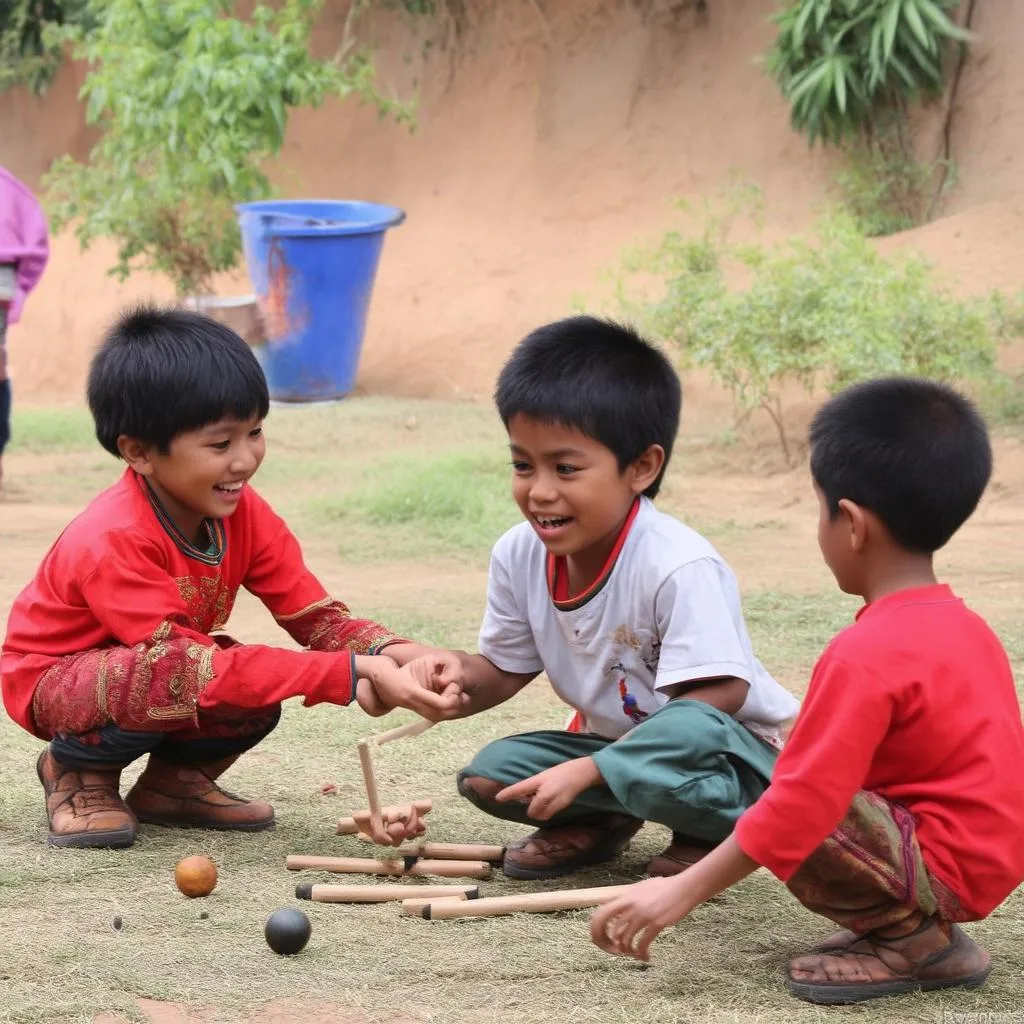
2, 409, 1023, 1024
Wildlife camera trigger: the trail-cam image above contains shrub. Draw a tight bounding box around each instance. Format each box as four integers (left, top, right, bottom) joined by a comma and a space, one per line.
607, 196, 1004, 461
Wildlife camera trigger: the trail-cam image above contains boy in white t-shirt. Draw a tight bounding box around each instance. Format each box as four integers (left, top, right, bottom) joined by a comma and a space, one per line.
448, 316, 800, 879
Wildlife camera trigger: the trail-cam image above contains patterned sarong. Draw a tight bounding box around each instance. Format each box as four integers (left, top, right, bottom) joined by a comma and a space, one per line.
787, 790, 969, 934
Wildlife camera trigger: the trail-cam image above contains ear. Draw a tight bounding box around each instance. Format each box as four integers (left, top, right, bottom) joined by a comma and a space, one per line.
628, 444, 666, 496
837, 498, 870, 552
117, 435, 157, 476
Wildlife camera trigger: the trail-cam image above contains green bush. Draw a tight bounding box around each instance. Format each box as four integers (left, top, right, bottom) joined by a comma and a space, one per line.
834, 143, 951, 237
607, 197, 1005, 461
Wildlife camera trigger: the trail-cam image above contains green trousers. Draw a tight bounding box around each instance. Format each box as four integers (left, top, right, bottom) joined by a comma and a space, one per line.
459, 699, 778, 842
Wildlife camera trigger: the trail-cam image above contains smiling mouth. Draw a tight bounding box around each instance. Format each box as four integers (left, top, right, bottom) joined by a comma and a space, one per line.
214, 482, 245, 495
533, 514, 573, 529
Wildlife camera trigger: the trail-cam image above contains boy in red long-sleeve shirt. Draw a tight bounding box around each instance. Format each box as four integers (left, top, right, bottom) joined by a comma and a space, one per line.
1, 307, 459, 850
591, 377, 1024, 1005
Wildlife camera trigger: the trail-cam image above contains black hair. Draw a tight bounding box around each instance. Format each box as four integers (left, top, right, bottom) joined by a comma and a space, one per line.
495, 316, 681, 498
809, 376, 992, 554
87, 305, 270, 456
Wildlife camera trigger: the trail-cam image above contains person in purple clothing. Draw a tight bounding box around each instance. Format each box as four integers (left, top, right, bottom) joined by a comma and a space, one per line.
0, 166, 50, 488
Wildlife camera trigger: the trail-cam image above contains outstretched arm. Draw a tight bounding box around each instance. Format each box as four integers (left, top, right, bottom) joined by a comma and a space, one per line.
590, 835, 759, 961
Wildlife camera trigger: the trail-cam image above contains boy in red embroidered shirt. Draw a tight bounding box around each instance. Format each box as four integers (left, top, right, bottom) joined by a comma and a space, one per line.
591, 376, 1024, 1005
1, 307, 460, 850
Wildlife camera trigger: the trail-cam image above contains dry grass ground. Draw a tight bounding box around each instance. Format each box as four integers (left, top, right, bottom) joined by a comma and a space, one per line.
0, 398, 1021, 1024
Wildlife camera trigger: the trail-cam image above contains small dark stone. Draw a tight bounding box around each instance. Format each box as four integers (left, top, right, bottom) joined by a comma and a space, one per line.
112, 915, 123, 930
199, 911, 209, 920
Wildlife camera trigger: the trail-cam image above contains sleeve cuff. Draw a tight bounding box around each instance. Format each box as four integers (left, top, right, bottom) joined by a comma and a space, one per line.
477, 643, 544, 676
654, 661, 751, 691
300, 651, 357, 708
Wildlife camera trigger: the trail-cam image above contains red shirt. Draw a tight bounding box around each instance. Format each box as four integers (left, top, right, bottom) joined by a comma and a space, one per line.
735, 585, 1024, 918
2, 470, 399, 736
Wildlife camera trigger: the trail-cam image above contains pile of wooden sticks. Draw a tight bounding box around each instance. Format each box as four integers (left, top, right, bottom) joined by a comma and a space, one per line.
286, 845, 632, 920
290, 716, 627, 920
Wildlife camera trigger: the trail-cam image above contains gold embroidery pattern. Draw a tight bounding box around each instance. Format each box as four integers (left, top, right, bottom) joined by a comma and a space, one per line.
31, 632, 219, 737
276, 596, 340, 623
276, 599, 399, 656
175, 576, 236, 634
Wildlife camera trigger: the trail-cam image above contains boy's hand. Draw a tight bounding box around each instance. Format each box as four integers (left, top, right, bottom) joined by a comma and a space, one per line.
354, 802, 427, 847
495, 756, 602, 819
354, 655, 461, 721
589, 875, 695, 962
403, 653, 468, 718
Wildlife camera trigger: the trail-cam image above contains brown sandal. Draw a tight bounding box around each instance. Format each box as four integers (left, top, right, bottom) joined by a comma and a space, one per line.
502, 816, 643, 880
787, 921, 992, 1004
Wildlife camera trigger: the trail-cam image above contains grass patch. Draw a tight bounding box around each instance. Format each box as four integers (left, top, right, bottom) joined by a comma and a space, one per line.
309, 445, 521, 564
8, 405, 95, 452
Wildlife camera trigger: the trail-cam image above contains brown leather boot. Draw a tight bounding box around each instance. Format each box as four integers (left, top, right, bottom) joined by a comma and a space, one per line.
36, 748, 137, 849
125, 755, 275, 831
502, 815, 643, 880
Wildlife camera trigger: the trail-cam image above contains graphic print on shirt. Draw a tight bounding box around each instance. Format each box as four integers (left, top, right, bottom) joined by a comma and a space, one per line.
607, 625, 658, 724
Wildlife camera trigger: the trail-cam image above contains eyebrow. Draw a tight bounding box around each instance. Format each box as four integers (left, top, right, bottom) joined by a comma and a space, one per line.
509, 444, 588, 459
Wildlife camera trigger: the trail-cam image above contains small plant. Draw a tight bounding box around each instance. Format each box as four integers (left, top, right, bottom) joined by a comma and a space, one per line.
0, 0, 90, 94
766, 0, 972, 237
834, 141, 953, 237
604, 194, 1005, 462
765, 0, 969, 146
44, 0, 412, 299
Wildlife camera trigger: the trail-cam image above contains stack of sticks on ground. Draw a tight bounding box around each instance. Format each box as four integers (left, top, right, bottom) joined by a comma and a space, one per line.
287, 846, 633, 920
302, 716, 631, 918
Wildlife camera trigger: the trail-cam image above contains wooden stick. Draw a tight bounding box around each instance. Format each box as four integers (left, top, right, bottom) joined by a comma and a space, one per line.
393, 842, 506, 862
356, 739, 384, 838
295, 882, 478, 903
371, 718, 435, 746
396, 893, 472, 910
338, 799, 432, 835
415, 884, 634, 919
285, 855, 493, 880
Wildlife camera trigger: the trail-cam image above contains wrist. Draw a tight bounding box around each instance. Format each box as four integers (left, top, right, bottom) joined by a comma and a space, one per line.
354, 654, 385, 684
576, 756, 604, 788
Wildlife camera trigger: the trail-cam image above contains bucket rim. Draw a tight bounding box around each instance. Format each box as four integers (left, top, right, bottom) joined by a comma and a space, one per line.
235, 199, 405, 236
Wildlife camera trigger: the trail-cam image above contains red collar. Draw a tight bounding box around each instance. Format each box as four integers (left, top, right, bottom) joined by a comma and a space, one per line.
547, 499, 641, 611
855, 583, 955, 621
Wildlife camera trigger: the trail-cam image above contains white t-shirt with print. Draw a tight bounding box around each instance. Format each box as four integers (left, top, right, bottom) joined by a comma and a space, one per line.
478, 497, 800, 742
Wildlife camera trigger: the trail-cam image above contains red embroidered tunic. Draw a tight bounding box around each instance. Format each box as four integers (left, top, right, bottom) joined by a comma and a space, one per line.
735, 585, 1024, 918
2, 469, 399, 737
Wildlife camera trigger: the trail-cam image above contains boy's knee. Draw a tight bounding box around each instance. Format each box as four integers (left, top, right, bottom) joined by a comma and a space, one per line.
457, 772, 504, 808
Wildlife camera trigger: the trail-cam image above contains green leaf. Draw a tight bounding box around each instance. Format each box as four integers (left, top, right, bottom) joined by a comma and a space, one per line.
916, 0, 974, 41
882, 0, 901, 60
792, 1, 816, 50
834, 59, 848, 113
902, 0, 934, 52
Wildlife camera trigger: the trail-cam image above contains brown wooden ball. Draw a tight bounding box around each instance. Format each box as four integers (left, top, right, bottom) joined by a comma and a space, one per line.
174, 855, 218, 898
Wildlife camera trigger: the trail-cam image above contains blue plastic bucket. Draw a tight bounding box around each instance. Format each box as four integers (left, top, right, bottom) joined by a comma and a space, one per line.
235, 199, 405, 402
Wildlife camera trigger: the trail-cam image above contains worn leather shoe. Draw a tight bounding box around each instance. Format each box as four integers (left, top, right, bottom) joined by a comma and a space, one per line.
503, 815, 643, 880
37, 748, 137, 849
125, 755, 274, 831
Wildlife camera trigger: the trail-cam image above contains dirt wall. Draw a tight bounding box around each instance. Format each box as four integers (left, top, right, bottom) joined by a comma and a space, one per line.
0, 0, 1020, 404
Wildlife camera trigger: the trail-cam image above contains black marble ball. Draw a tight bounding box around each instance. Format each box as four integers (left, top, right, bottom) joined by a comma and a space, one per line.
264, 908, 312, 955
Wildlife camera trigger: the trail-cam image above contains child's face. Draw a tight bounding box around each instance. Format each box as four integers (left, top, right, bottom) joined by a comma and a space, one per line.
128, 414, 266, 541
507, 414, 658, 565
